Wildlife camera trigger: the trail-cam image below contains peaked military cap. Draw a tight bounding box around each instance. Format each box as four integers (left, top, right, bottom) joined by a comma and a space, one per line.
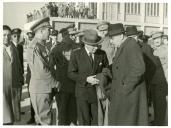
97, 21, 110, 31
11, 28, 22, 35
151, 31, 164, 39
30, 17, 52, 32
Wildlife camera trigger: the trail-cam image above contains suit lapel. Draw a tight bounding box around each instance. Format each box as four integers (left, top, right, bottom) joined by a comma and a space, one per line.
93, 53, 100, 73
81, 48, 93, 73
3, 48, 12, 62
113, 38, 128, 64
10, 43, 15, 63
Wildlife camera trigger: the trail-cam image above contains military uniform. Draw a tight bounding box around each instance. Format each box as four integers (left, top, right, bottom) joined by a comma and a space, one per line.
26, 17, 57, 125
27, 38, 57, 125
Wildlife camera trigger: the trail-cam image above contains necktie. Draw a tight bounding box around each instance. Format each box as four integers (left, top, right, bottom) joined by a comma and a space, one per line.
89, 53, 94, 67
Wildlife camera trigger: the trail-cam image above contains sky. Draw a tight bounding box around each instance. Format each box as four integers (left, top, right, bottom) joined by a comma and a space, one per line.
3, 2, 46, 29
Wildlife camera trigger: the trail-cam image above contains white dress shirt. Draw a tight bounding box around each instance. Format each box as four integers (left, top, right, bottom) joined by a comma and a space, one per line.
85, 47, 94, 60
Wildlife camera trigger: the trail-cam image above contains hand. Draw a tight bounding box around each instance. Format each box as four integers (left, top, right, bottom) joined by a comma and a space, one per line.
86, 75, 99, 85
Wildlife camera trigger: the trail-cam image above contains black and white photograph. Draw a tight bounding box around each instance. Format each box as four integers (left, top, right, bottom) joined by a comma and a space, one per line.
2, 1, 168, 126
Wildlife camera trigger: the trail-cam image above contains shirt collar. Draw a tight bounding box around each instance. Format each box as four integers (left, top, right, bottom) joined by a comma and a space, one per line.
85, 46, 91, 55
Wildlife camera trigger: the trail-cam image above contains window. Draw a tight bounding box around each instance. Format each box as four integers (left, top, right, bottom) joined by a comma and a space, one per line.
117, 3, 120, 13
164, 3, 168, 18
146, 3, 159, 17
125, 3, 141, 15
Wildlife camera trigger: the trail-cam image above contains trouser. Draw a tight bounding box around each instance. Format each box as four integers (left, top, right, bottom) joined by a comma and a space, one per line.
55, 91, 61, 111
98, 98, 110, 125
28, 85, 35, 120
30, 102, 35, 120
58, 91, 77, 125
30, 93, 53, 125
77, 98, 98, 125
11, 88, 22, 122
151, 84, 167, 126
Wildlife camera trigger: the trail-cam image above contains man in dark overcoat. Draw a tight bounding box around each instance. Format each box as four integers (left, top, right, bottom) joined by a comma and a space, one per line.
68, 29, 109, 125
125, 26, 156, 105
108, 23, 148, 126
11, 28, 24, 73
149, 32, 168, 126
10, 28, 24, 122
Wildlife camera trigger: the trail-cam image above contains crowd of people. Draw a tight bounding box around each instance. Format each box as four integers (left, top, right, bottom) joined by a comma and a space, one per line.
3, 16, 168, 126
26, 2, 96, 23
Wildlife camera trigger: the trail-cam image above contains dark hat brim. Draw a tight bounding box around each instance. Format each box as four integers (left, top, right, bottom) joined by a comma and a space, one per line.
109, 31, 125, 36
81, 36, 103, 46
126, 31, 139, 36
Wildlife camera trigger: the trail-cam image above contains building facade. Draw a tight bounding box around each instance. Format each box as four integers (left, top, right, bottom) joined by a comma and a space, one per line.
24, 2, 168, 35
96, 3, 168, 35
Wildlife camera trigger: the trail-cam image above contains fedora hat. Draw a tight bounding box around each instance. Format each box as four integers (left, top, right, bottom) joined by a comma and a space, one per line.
125, 26, 139, 36
59, 28, 68, 34
108, 23, 125, 36
82, 29, 102, 46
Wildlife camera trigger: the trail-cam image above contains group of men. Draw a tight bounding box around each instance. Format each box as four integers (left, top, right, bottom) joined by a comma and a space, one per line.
27, 2, 95, 23
3, 16, 168, 126
3, 26, 24, 125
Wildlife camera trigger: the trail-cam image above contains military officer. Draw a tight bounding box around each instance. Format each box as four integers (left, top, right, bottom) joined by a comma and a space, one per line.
26, 17, 59, 125
108, 23, 148, 125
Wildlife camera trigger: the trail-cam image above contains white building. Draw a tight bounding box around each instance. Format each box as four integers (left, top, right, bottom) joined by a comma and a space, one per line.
24, 2, 168, 35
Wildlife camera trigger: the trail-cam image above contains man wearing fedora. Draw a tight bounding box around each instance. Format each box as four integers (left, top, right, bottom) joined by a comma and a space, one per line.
49, 27, 80, 125
108, 23, 148, 125
149, 31, 168, 126
26, 17, 59, 125
68, 29, 108, 125
125, 26, 157, 108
